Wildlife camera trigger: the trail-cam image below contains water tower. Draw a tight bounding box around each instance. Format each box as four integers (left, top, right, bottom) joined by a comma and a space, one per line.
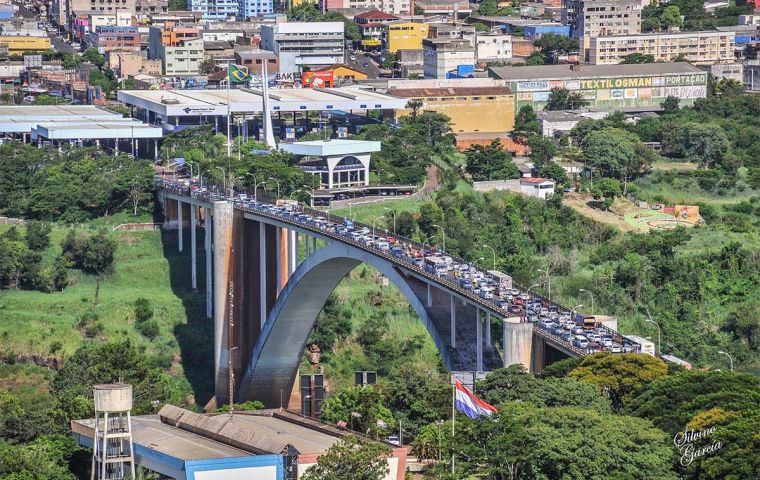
91, 384, 136, 480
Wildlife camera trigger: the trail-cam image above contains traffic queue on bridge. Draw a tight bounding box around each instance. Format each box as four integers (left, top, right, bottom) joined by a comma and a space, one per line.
157, 177, 638, 357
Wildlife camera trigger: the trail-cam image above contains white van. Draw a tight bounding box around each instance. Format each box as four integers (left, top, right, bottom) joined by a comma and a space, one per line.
573, 336, 589, 349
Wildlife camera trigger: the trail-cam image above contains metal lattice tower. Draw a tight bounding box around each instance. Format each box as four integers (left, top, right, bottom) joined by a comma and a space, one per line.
91, 384, 136, 480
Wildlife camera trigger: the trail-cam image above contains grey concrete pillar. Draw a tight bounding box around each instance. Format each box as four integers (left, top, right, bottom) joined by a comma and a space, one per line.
427, 283, 432, 307
259, 222, 267, 329
476, 308, 483, 371
190, 205, 197, 291
212, 201, 234, 397
177, 199, 183, 252
288, 229, 297, 274
205, 209, 212, 319
305, 234, 311, 256
503, 319, 534, 371
450, 293, 456, 348
486, 312, 491, 347
276, 227, 283, 295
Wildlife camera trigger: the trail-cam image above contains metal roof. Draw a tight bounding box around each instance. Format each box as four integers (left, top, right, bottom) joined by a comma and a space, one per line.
489, 63, 705, 81
279, 139, 381, 156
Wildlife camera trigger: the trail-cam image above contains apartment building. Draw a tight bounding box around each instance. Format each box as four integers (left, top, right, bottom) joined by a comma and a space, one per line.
589, 30, 735, 65
475, 33, 512, 62
563, 0, 642, 59
326, 0, 411, 15
90, 26, 141, 53
260, 21, 345, 74
188, 0, 239, 20
237, 0, 273, 19
135, 0, 168, 18
68, 0, 136, 16
423, 38, 475, 79
163, 38, 204, 75
355, 10, 399, 48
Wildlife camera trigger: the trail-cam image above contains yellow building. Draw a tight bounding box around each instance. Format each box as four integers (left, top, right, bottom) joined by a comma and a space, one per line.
0, 36, 52, 54
391, 85, 516, 134
386, 22, 429, 53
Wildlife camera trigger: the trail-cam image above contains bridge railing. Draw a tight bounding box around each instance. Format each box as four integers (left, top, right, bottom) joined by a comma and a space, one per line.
157, 180, 635, 356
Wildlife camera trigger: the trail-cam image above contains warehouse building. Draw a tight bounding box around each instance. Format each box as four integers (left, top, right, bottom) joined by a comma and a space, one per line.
489, 63, 708, 111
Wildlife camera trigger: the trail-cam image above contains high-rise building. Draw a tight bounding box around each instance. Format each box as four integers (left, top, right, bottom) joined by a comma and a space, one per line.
188, 0, 239, 20
237, 0, 273, 19
422, 38, 475, 79
588, 30, 735, 65
260, 21, 345, 74
563, 0, 643, 60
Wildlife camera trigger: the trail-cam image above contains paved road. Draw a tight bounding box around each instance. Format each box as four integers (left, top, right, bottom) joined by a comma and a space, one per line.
345, 51, 381, 79
49, 33, 75, 54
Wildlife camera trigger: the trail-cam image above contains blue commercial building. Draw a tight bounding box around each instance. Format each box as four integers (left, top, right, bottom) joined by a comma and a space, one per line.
238, 0, 274, 19
188, 0, 240, 20
0, 5, 14, 20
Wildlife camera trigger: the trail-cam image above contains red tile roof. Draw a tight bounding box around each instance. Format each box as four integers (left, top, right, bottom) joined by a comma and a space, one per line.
520, 177, 553, 184
354, 9, 400, 21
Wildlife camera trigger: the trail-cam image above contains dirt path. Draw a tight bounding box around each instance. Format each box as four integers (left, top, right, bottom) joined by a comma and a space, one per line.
562, 193, 643, 233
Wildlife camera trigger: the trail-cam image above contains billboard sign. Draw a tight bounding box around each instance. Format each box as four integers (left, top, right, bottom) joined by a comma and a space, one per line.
301, 71, 333, 88
517, 80, 549, 91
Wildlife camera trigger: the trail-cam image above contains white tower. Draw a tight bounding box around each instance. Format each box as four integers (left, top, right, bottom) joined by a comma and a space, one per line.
91, 384, 136, 480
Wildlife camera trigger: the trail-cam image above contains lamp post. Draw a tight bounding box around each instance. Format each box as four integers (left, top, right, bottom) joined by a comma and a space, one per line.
255, 181, 267, 202
482, 244, 496, 271
198, 170, 208, 189
718, 351, 733, 371
302, 184, 314, 208
267, 177, 280, 199
526, 283, 540, 299
432, 224, 445, 252
384, 207, 396, 235
372, 216, 384, 238
186, 160, 196, 179
537, 269, 551, 302
644, 307, 661, 354
580, 289, 594, 315
246, 173, 258, 189
570, 304, 584, 322
214, 166, 226, 194
421, 236, 435, 263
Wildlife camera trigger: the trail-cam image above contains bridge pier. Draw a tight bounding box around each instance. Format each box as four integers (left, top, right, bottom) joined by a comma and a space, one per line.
205, 209, 212, 319
190, 205, 197, 291
177, 199, 183, 253
502, 319, 537, 372
212, 201, 234, 402
259, 222, 267, 329
485, 312, 491, 348
450, 293, 456, 348
476, 308, 483, 371
427, 283, 432, 307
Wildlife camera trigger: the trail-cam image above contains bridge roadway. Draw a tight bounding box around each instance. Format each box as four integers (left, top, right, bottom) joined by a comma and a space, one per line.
157, 181, 634, 406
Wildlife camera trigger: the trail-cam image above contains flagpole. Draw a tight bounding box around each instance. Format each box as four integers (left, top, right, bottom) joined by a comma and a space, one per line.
451, 381, 455, 475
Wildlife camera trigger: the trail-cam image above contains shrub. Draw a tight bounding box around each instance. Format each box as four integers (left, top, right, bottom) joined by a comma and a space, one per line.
135, 319, 159, 340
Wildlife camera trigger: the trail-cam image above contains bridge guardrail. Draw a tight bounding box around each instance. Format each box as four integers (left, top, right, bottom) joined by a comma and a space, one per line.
157, 180, 633, 356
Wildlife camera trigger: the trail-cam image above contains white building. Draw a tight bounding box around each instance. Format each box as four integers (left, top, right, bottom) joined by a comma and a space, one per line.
474, 33, 512, 62
422, 38, 475, 79
589, 30, 736, 65
260, 21, 345, 74
519, 177, 555, 199
738, 14, 760, 25
339, 0, 411, 15
163, 38, 204, 76
279, 139, 382, 190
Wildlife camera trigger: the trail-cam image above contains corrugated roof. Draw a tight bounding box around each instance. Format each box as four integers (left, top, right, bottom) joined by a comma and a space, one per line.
390, 86, 513, 97
489, 62, 704, 80
520, 177, 552, 184
354, 9, 400, 21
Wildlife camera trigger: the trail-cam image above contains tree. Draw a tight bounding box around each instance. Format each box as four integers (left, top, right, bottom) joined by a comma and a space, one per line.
168, 0, 187, 8
301, 435, 391, 480
475, 365, 611, 413
513, 105, 540, 137
525, 52, 545, 65
533, 34, 579, 57
51, 255, 71, 292
715, 78, 744, 96
527, 134, 558, 166
199, 58, 217, 75
660, 5, 684, 30
134, 298, 153, 323
545, 87, 589, 111
582, 127, 651, 191
591, 177, 622, 210
81, 47, 105, 68
620, 52, 655, 64
539, 161, 568, 184
417, 201, 444, 239
320, 386, 396, 437
62, 231, 117, 275
464, 139, 518, 181
661, 122, 730, 168
395, 211, 416, 238
405, 99, 423, 120
661, 95, 680, 112
477, 0, 498, 15
0, 435, 83, 480
25, 221, 52, 250
569, 352, 668, 410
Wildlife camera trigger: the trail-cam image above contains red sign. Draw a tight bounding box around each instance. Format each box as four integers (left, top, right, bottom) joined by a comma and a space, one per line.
301, 71, 333, 88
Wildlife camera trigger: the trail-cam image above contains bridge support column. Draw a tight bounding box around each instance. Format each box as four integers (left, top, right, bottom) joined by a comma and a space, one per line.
450, 293, 456, 348
190, 205, 197, 291
212, 201, 234, 401
427, 283, 432, 307
485, 312, 491, 348
205, 209, 212, 319
259, 222, 267, 329
502, 319, 534, 371
476, 308, 483, 371
288, 230, 297, 274
305, 234, 311, 256
177, 199, 183, 253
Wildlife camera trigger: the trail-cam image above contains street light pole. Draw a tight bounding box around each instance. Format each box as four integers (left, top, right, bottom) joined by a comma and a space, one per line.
537, 269, 551, 302
198, 170, 208, 189
267, 177, 280, 199
432, 224, 445, 252
718, 351, 733, 371
372, 216, 384, 238
580, 289, 594, 316
482, 244, 496, 271
214, 166, 226, 194
644, 307, 661, 354
570, 304, 584, 322
255, 181, 267, 202
384, 207, 396, 235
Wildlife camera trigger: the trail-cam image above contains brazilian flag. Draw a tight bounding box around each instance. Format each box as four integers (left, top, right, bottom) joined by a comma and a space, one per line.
228, 64, 251, 83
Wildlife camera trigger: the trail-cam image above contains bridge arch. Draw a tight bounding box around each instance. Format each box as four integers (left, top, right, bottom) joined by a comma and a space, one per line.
237, 241, 452, 406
